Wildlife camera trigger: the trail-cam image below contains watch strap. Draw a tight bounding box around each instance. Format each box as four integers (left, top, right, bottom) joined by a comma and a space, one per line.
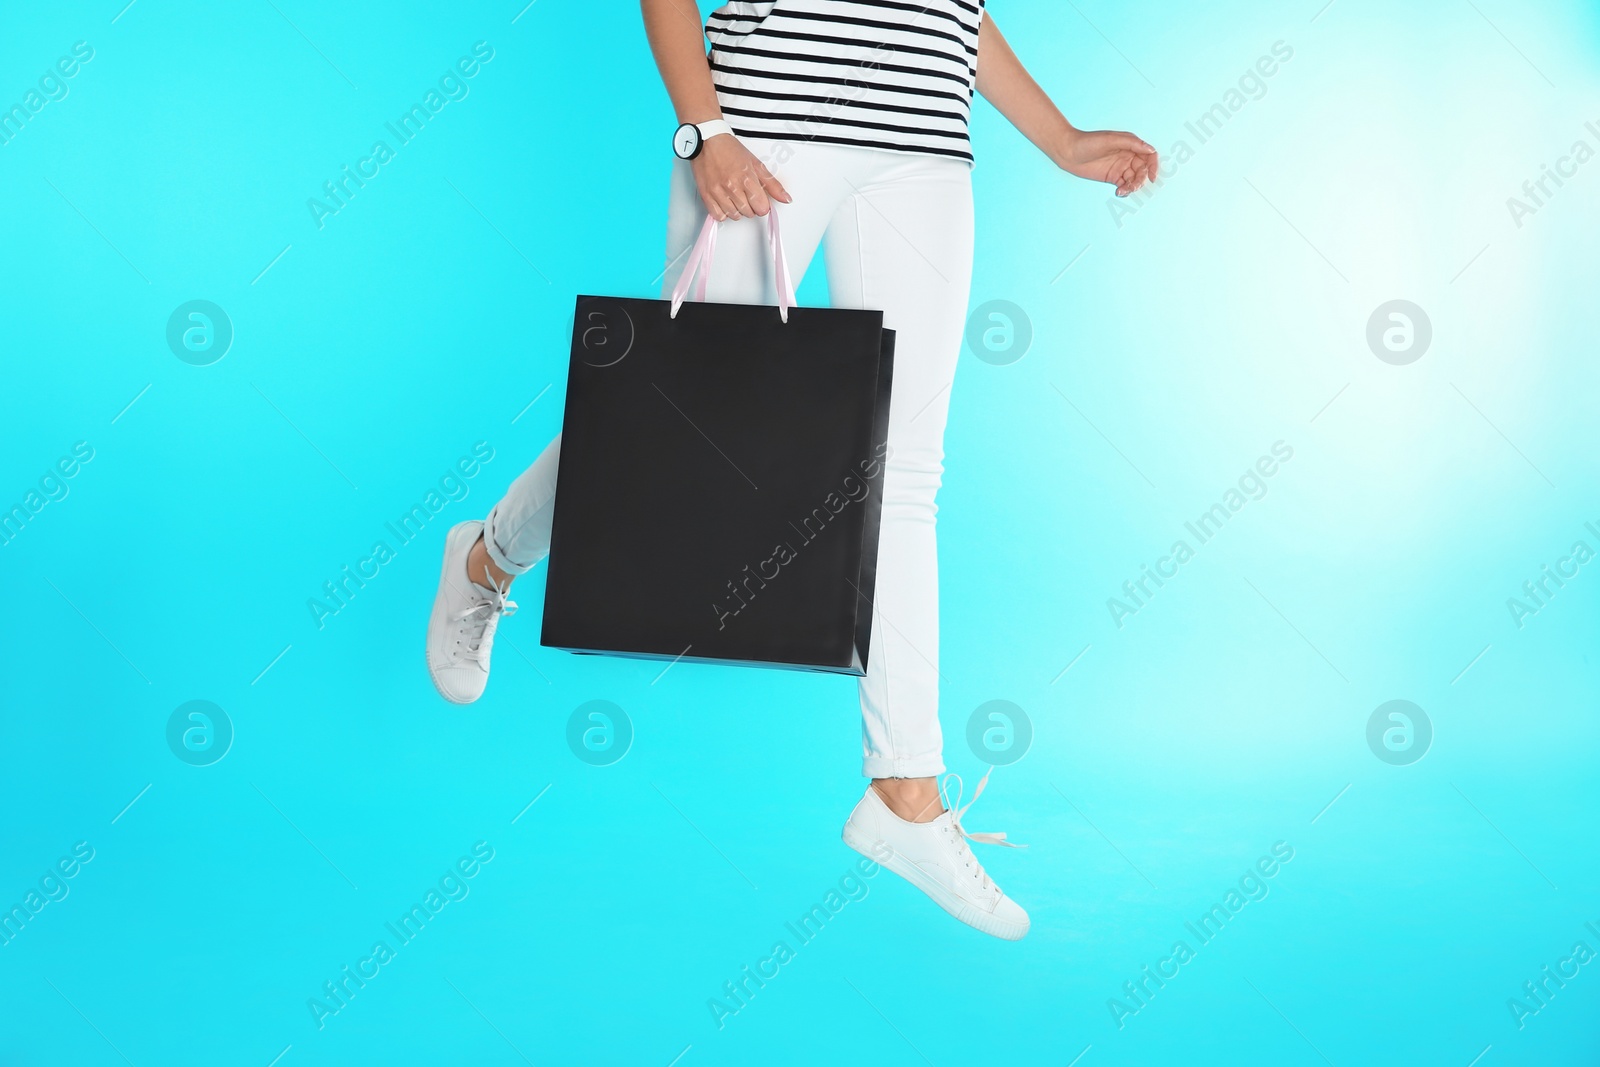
697, 119, 735, 142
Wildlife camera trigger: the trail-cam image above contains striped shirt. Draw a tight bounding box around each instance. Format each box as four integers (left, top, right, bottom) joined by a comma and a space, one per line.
704, 0, 985, 163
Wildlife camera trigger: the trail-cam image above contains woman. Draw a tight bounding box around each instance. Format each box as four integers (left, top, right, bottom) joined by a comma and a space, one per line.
426, 0, 1156, 940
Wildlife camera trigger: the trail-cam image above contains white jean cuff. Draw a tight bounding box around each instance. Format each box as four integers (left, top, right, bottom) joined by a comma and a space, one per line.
862, 753, 946, 780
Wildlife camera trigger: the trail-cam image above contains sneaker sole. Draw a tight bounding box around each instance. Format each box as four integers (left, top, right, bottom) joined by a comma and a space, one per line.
424, 646, 475, 706
843, 821, 1029, 941
426, 521, 484, 706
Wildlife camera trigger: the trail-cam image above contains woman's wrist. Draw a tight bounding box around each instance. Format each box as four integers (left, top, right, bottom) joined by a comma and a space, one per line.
1045, 122, 1082, 170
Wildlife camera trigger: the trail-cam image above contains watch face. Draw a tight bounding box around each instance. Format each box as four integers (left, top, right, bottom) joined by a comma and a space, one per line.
673, 123, 701, 160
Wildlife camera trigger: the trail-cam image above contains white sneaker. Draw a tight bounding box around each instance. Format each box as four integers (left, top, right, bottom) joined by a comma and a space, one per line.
843, 768, 1029, 941
426, 521, 517, 705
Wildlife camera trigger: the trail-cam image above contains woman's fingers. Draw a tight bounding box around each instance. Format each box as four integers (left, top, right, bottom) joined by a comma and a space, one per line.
714, 192, 741, 221
1120, 131, 1156, 155
744, 174, 773, 217
711, 176, 744, 219
1115, 131, 1158, 193
1126, 159, 1144, 192
692, 137, 794, 222
696, 156, 792, 221
756, 163, 793, 204
701, 190, 730, 222
1108, 155, 1133, 195
1118, 151, 1157, 195
725, 180, 754, 219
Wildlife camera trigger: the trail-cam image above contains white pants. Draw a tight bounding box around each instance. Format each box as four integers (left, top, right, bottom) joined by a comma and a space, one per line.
483, 139, 974, 778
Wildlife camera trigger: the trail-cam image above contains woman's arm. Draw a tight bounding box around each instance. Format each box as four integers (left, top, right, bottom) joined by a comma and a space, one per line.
641, 0, 790, 220
976, 15, 1158, 197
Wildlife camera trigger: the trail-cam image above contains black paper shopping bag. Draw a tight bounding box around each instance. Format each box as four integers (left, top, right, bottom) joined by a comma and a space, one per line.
540, 211, 894, 674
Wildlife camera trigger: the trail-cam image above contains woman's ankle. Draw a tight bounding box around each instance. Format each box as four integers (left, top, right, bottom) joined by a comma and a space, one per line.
467, 533, 515, 590
872, 776, 943, 823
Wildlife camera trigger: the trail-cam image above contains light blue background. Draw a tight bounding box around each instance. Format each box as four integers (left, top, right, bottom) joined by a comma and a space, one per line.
2, 1, 1598, 1064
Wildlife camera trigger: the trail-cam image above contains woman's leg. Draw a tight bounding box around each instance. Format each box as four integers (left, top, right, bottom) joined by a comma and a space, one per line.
678, 144, 973, 823
825, 166, 1028, 939
475, 433, 562, 586
822, 153, 975, 813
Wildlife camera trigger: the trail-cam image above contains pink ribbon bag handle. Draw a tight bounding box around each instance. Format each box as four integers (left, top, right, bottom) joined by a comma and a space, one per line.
669, 209, 798, 323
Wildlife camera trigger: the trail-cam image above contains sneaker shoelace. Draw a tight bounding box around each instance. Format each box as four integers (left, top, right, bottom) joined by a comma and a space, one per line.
939, 767, 1025, 895
451, 575, 517, 666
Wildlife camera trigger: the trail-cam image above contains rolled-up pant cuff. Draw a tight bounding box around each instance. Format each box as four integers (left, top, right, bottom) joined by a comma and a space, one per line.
482, 505, 535, 578
862, 753, 945, 779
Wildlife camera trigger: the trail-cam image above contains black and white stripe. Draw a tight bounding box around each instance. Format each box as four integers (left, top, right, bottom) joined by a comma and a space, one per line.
705, 0, 985, 163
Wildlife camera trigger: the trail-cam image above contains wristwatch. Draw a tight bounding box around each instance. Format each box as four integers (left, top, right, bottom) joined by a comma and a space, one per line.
673, 119, 735, 160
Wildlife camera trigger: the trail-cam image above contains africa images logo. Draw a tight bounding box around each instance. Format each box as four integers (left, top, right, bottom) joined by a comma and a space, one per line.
578, 302, 635, 368
306, 442, 494, 630
306, 842, 495, 1030
306, 42, 496, 230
